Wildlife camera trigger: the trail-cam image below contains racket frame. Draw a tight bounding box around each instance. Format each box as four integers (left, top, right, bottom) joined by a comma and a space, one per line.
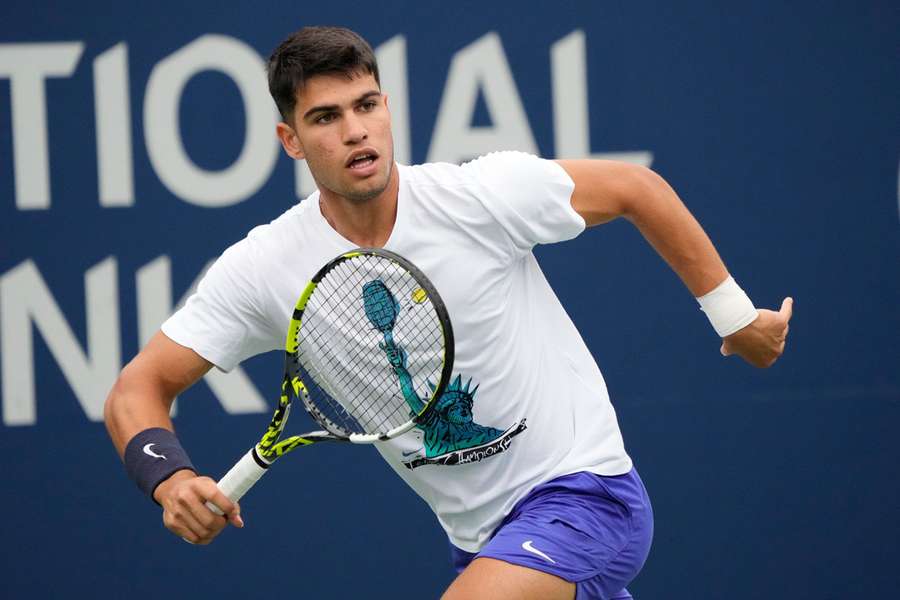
285, 247, 454, 444
209, 248, 454, 511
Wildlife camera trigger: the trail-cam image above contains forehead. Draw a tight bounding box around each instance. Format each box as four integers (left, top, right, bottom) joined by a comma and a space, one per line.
294, 71, 380, 112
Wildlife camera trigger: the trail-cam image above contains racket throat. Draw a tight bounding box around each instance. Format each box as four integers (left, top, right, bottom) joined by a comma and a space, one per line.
250, 445, 273, 469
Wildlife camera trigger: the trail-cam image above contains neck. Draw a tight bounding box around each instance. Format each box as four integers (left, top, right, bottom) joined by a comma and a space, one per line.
318, 163, 400, 247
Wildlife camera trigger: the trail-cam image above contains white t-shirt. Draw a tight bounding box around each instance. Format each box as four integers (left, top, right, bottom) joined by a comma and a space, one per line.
162, 151, 633, 552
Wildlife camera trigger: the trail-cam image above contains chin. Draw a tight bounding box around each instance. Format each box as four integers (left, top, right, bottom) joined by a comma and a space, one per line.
345, 182, 389, 203
345, 165, 392, 202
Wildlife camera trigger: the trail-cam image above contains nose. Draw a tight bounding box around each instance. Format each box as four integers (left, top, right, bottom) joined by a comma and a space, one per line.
342, 111, 368, 145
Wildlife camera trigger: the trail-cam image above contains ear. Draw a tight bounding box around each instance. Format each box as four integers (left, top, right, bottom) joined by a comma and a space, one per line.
276, 121, 305, 160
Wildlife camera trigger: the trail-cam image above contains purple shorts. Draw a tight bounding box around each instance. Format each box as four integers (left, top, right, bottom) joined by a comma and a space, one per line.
449, 468, 653, 600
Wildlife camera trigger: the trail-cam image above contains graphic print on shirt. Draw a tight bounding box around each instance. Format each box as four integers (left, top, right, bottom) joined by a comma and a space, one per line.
362, 279, 527, 470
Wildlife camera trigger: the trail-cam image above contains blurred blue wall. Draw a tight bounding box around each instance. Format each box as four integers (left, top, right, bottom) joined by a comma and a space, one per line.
1, 1, 898, 598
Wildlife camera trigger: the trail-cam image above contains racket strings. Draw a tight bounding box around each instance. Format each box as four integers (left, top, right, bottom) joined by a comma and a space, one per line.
293, 254, 445, 437
334, 259, 439, 431
304, 261, 434, 433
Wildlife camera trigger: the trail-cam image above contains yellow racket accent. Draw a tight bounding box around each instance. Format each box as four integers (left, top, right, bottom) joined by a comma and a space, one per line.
290, 377, 306, 398
286, 282, 317, 353
411, 288, 428, 304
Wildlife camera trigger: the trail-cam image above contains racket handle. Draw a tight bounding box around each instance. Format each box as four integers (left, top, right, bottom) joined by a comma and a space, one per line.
206, 448, 267, 516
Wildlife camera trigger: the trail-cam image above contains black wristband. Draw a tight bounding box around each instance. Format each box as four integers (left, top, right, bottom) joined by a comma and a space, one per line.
123, 427, 196, 502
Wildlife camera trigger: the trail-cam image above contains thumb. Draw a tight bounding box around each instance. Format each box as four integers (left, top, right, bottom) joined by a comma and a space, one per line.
225, 499, 243, 528
227, 507, 244, 528
720, 340, 731, 356
780, 297, 794, 321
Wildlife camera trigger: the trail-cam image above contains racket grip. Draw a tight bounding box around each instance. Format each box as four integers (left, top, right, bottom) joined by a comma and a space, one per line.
206, 448, 267, 516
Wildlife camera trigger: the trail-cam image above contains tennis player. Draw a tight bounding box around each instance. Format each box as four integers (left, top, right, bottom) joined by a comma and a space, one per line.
104, 26, 792, 599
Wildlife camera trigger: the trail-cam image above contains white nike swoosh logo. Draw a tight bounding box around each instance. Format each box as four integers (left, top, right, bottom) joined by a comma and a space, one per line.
521, 540, 555, 564
143, 443, 167, 460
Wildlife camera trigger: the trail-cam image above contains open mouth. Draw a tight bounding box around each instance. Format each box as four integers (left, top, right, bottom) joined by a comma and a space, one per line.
347, 151, 378, 170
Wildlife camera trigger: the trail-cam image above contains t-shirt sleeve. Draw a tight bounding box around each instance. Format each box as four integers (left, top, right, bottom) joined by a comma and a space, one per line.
460, 151, 585, 255
161, 237, 277, 372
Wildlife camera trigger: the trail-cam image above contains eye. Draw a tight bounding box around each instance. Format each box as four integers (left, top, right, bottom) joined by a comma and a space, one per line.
315, 112, 337, 124
359, 100, 378, 112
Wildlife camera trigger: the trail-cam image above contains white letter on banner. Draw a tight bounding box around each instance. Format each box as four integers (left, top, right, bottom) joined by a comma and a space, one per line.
550, 31, 653, 166
427, 32, 537, 164
144, 35, 279, 207
294, 34, 411, 199
94, 43, 135, 207
0, 43, 84, 210
378, 35, 411, 167
136, 256, 266, 415
1, 258, 121, 425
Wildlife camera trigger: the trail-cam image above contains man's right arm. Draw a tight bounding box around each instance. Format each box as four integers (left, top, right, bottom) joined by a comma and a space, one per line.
104, 330, 244, 544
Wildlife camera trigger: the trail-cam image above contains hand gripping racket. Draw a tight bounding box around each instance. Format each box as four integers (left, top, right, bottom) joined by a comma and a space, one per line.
206, 248, 454, 515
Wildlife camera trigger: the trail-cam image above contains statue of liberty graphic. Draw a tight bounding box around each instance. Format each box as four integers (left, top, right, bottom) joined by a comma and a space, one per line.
362, 279, 526, 468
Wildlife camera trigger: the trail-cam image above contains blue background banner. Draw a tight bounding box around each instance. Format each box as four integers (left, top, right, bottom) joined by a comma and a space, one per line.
1, 1, 898, 598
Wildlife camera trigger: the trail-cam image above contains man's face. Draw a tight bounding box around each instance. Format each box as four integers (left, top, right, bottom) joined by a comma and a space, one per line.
287, 71, 393, 202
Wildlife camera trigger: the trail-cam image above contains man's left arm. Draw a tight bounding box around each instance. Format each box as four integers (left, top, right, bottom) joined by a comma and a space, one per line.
556, 159, 792, 368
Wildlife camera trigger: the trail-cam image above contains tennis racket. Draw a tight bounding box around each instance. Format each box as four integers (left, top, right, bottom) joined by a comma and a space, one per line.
206, 248, 454, 515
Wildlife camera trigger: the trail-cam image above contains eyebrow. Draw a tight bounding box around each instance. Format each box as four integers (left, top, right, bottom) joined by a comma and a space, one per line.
302, 90, 382, 121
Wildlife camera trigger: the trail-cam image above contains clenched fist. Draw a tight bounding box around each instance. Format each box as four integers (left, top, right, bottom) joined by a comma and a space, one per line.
153, 470, 244, 544
721, 297, 793, 368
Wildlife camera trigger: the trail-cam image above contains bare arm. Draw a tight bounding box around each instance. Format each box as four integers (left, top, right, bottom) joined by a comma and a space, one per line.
557, 159, 792, 367
105, 331, 213, 456
104, 331, 243, 543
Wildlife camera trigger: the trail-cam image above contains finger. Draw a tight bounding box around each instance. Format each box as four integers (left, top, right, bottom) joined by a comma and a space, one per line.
205, 488, 243, 528
167, 506, 207, 542
227, 510, 245, 528
164, 511, 195, 542
779, 297, 793, 322
720, 341, 731, 357
178, 482, 221, 528
182, 505, 224, 545
180, 504, 212, 538
186, 496, 228, 532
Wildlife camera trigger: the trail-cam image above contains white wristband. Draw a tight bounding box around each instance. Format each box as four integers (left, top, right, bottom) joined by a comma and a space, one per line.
696, 276, 758, 337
